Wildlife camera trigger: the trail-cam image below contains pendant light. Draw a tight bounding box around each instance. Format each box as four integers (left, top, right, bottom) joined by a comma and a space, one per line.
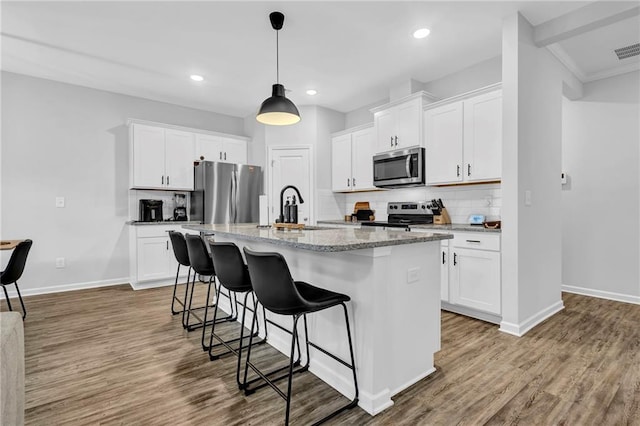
256, 11, 301, 126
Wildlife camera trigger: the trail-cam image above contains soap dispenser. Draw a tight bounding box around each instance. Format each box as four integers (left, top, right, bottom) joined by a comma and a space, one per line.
290, 195, 298, 224
284, 197, 291, 223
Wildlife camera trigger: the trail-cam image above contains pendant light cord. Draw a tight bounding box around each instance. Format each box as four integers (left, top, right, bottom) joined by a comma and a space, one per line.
276, 29, 279, 84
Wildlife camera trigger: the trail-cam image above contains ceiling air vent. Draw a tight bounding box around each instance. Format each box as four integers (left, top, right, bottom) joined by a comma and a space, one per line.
614, 43, 640, 60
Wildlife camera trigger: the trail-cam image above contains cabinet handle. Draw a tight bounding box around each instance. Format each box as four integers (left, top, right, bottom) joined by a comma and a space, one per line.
456, 165, 460, 177
352, 178, 356, 187
453, 252, 457, 265
347, 178, 350, 187
224, 152, 227, 161
442, 251, 446, 264
167, 176, 170, 185
162, 175, 165, 185
394, 136, 398, 146
466, 239, 481, 243
390, 136, 393, 147
219, 152, 222, 160
467, 164, 471, 177
166, 241, 169, 250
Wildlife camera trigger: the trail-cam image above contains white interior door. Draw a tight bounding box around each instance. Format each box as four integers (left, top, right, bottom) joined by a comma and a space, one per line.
268, 146, 313, 225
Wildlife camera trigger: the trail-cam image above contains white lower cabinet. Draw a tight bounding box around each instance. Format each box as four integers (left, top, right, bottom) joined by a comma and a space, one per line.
449, 232, 501, 315
440, 240, 450, 302
131, 225, 197, 287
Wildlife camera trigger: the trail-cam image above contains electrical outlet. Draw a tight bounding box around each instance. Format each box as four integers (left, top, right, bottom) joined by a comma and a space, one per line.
56, 197, 65, 208
55, 257, 65, 268
524, 190, 532, 206
407, 267, 420, 283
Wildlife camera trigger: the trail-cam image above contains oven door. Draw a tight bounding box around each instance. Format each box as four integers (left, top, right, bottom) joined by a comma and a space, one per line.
373, 147, 425, 188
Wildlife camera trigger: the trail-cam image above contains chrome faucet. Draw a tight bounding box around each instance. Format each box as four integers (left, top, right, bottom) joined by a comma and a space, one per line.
277, 185, 304, 223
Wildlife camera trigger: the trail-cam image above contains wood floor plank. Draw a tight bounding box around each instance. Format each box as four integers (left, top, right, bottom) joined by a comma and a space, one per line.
2, 287, 639, 425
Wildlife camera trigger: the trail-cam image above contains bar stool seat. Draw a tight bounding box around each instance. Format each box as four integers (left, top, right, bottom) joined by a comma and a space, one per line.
243, 247, 359, 426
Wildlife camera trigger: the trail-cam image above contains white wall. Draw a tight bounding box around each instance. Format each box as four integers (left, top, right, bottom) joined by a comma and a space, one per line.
500, 13, 565, 336
562, 71, 640, 303
0, 72, 244, 294
423, 55, 502, 100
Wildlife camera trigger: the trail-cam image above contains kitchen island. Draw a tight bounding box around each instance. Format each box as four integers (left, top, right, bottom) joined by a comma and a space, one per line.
183, 223, 452, 416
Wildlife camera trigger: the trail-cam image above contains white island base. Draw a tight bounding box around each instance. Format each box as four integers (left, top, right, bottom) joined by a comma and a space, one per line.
210, 233, 442, 416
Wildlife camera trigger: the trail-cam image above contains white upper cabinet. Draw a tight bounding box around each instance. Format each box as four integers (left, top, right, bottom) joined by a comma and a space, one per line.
195, 134, 247, 164
463, 90, 502, 182
130, 123, 194, 190
425, 102, 464, 184
331, 125, 376, 192
164, 129, 195, 190
372, 92, 438, 154
130, 120, 249, 191
423, 86, 502, 185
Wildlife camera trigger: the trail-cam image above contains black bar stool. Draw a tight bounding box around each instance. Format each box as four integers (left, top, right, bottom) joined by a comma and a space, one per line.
184, 234, 236, 349
167, 231, 191, 321
1, 239, 32, 320
243, 247, 359, 426
207, 242, 268, 387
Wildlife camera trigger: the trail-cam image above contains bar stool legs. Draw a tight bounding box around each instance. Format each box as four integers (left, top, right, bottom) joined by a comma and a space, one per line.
171, 265, 191, 315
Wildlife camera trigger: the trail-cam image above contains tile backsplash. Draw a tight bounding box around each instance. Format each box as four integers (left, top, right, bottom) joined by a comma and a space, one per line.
326, 183, 501, 224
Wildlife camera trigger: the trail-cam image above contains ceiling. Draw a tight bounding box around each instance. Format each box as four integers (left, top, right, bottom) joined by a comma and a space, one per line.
2, 1, 636, 119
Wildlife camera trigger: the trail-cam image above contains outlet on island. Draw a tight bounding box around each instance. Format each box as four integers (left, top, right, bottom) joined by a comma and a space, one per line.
407, 267, 420, 283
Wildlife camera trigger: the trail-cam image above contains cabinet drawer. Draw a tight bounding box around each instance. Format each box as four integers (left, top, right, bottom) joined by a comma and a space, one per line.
451, 232, 500, 251
136, 225, 182, 238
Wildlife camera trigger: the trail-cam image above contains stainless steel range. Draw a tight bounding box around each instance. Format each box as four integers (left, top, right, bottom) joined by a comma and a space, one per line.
361, 201, 433, 230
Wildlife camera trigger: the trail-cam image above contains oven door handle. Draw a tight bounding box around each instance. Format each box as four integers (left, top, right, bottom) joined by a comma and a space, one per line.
405, 155, 412, 178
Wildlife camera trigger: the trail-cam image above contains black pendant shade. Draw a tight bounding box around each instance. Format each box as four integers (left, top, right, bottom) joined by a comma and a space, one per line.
256, 12, 301, 126
257, 84, 300, 125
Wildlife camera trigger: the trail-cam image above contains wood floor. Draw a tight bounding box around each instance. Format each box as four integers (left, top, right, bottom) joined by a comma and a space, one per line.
4, 285, 639, 425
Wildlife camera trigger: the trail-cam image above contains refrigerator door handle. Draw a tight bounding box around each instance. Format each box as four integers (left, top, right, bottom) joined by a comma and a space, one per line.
230, 170, 237, 223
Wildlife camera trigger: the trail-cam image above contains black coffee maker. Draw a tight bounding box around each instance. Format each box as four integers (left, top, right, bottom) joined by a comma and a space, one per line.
139, 199, 163, 222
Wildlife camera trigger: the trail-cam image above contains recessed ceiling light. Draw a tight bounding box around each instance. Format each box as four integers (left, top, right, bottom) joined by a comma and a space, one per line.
413, 28, 431, 39
306, 89, 317, 96
190, 74, 204, 82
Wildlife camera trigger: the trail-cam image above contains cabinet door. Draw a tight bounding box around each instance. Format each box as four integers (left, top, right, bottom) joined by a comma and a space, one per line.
396, 98, 422, 149
441, 242, 449, 302
221, 137, 247, 164
331, 134, 352, 192
351, 127, 375, 191
132, 124, 166, 189
137, 236, 175, 282
195, 134, 222, 162
424, 102, 464, 185
165, 130, 195, 190
450, 248, 501, 314
375, 108, 396, 153
463, 90, 502, 182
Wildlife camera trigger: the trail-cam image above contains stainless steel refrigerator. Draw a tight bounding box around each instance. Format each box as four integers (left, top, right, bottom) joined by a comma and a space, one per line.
191, 161, 263, 224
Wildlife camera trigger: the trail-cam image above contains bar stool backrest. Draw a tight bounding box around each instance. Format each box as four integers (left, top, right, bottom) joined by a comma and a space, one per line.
209, 242, 251, 292
243, 247, 305, 315
168, 231, 190, 267
185, 234, 215, 276
1, 239, 33, 285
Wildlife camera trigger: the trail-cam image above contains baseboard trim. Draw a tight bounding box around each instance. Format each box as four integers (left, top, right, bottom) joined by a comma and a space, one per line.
562, 285, 640, 305
499, 300, 565, 337
0, 277, 129, 299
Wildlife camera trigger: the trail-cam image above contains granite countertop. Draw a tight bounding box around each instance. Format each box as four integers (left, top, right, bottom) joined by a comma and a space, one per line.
126, 220, 201, 226
182, 223, 452, 252
317, 220, 501, 233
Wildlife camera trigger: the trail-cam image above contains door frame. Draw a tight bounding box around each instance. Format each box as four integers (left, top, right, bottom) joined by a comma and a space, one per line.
266, 145, 315, 225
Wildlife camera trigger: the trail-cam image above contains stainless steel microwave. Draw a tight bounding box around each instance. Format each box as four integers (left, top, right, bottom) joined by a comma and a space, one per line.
373, 147, 425, 188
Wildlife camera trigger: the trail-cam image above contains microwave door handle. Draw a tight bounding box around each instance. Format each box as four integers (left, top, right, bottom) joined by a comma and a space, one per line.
405, 155, 412, 178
